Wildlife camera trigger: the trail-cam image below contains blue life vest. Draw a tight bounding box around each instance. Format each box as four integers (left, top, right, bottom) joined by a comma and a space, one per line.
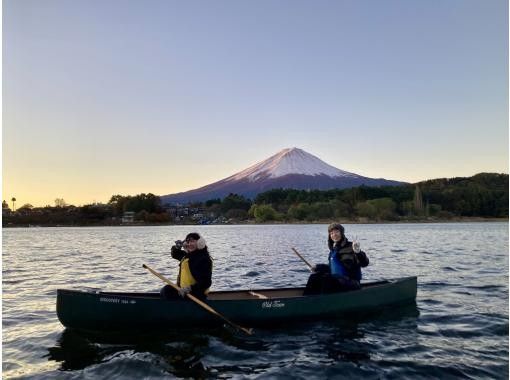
329, 249, 362, 281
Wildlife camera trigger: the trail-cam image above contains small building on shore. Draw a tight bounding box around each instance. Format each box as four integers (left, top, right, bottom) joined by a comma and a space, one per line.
121, 211, 135, 224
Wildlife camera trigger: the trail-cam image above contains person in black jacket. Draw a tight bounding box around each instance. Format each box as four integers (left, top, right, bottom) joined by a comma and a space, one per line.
160, 232, 213, 300
305, 223, 369, 294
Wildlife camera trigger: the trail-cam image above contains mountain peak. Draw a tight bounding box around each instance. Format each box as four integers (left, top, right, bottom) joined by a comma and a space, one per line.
160, 147, 406, 203
226, 147, 358, 182
281, 147, 301, 154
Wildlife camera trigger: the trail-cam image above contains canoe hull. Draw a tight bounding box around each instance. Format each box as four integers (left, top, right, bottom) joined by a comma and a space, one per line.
57, 276, 417, 332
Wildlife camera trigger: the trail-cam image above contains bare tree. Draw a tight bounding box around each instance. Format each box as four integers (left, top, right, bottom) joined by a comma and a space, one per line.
55, 198, 67, 208
413, 186, 424, 214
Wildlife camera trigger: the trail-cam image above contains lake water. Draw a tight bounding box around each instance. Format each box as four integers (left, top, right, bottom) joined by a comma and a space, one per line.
2, 223, 508, 379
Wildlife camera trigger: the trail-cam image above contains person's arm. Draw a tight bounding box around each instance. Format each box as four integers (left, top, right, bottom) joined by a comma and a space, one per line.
171, 246, 185, 261
356, 250, 369, 267
189, 256, 212, 295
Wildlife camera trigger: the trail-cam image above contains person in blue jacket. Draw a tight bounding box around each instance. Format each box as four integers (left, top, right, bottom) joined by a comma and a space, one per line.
305, 223, 369, 294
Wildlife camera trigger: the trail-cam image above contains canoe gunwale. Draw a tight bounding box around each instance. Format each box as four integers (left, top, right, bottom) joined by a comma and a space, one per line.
56, 276, 418, 332
57, 276, 417, 301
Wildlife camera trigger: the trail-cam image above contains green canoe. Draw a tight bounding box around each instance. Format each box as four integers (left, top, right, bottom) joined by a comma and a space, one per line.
56, 276, 417, 333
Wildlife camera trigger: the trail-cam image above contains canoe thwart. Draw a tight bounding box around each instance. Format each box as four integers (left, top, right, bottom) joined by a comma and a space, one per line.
248, 291, 268, 299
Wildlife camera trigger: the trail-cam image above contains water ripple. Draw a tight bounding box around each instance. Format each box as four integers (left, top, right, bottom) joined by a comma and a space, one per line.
2, 223, 508, 379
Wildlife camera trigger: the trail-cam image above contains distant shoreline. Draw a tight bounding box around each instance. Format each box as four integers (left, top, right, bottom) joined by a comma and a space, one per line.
3, 217, 508, 228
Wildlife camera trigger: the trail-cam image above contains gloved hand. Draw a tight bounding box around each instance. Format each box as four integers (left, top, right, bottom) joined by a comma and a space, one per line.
353, 241, 361, 253
314, 264, 330, 274
178, 286, 192, 298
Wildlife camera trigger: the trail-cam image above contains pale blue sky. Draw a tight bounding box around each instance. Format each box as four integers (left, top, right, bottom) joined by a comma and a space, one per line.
3, 0, 508, 206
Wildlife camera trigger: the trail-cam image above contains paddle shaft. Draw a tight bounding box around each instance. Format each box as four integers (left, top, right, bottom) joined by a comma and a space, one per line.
142, 264, 253, 335
291, 247, 314, 272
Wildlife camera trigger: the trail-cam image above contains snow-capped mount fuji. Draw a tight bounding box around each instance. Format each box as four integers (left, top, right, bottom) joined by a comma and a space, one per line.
161, 148, 405, 204
227, 148, 358, 180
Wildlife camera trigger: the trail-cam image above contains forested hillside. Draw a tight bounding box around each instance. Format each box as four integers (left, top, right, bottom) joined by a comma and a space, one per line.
247, 173, 508, 221
3, 173, 507, 226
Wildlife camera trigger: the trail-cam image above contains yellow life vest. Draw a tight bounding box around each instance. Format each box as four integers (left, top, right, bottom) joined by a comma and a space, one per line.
179, 257, 211, 294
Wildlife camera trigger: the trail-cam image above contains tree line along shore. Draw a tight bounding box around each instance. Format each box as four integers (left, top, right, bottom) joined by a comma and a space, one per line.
3, 173, 508, 227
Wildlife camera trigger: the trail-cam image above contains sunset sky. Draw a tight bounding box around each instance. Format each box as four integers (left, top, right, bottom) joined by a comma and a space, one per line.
3, 0, 508, 207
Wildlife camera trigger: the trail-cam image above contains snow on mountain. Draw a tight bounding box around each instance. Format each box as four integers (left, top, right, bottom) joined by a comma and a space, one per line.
160, 148, 405, 204
226, 148, 359, 181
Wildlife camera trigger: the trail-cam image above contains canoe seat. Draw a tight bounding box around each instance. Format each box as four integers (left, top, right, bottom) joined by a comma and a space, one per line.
206, 288, 306, 300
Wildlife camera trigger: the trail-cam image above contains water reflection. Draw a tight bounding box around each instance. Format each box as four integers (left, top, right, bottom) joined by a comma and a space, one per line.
46, 329, 104, 370
6, 223, 505, 378
47, 303, 419, 377
47, 328, 212, 377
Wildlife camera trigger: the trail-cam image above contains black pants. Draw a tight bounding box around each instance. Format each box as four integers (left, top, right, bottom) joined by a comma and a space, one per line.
160, 285, 179, 299
160, 285, 207, 301
304, 273, 360, 295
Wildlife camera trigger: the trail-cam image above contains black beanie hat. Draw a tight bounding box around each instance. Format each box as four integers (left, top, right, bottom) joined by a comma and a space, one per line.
185, 232, 201, 241
184, 232, 206, 250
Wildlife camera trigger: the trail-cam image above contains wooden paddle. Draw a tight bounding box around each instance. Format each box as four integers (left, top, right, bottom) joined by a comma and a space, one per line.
291, 247, 314, 272
142, 264, 253, 335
